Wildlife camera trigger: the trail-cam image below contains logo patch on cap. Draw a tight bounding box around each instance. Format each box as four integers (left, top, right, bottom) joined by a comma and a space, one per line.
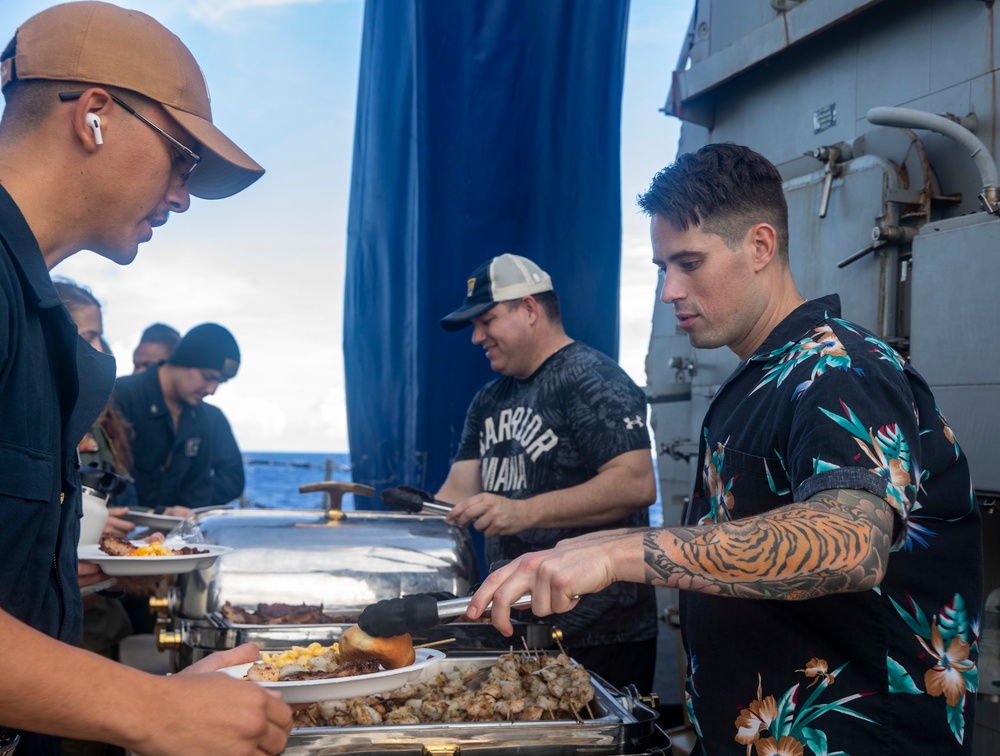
466, 277, 477, 297
222, 358, 239, 379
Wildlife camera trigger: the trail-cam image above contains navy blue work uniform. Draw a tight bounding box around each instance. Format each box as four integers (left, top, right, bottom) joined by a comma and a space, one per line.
0, 186, 116, 755
112, 367, 244, 512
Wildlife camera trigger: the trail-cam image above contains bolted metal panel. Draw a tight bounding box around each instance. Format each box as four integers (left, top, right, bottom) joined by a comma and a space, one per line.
910, 213, 1000, 494
783, 156, 901, 339
669, 0, 890, 114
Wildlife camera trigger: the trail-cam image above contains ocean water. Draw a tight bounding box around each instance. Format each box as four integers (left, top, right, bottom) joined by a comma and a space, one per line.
240, 451, 665, 527
241, 451, 354, 510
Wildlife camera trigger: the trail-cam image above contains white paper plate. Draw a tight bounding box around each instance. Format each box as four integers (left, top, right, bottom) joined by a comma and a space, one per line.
124, 510, 186, 530
77, 544, 233, 576
190, 504, 235, 515
220, 648, 446, 703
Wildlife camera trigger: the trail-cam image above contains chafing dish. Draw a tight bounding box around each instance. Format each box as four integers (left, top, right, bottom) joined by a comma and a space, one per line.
284, 655, 672, 755
162, 507, 560, 666
175, 508, 479, 619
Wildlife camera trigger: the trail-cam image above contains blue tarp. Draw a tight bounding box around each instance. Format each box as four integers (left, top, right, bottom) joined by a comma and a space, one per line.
344, 0, 631, 505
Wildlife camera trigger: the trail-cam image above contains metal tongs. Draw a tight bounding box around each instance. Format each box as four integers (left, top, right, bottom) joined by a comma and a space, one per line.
380, 486, 454, 516
359, 593, 533, 637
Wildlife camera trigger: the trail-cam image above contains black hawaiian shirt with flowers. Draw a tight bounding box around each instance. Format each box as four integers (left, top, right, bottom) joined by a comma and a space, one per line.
680, 294, 982, 754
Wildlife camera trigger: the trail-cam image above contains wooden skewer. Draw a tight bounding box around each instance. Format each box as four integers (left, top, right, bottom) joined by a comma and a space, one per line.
555, 636, 568, 657
413, 637, 458, 649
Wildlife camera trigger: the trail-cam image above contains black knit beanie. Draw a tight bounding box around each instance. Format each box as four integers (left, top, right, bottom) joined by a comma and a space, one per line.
168, 323, 240, 379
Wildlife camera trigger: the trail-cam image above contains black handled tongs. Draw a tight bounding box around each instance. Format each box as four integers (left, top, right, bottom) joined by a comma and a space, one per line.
380, 486, 454, 516
359, 593, 533, 637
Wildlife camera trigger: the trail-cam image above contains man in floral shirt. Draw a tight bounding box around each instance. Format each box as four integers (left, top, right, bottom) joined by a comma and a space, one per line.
468, 143, 983, 753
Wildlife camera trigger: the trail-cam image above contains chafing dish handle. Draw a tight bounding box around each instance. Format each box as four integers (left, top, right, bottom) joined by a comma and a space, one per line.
359, 593, 534, 637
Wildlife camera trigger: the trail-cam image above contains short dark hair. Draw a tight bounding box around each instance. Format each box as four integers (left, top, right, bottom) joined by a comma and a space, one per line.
0, 78, 159, 142
53, 278, 100, 314
505, 290, 562, 326
139, 322, 181, 349
637, 143, 789, 262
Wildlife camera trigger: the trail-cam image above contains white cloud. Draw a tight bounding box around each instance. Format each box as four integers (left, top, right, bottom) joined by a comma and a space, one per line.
6, 0, 687, 459
53, 235, 347, 453
617, 2, 687, 387
131, 0, 332, 25
208, 391, 288, 448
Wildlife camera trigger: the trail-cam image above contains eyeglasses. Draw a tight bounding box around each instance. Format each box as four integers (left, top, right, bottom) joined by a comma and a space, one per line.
59, 91, 201, 184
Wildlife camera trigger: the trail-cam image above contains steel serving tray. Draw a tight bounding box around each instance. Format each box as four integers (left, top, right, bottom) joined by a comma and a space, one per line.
283, 656, 669, 755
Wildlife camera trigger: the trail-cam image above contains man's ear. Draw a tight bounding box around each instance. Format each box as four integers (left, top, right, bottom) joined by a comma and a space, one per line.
520, 295, 542, 324
747, 222, 778, 271
68, 88, 114, 152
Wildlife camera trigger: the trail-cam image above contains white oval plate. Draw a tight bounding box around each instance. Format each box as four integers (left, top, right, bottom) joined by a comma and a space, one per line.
78, 544, 233, 576
124, 510, 186, 530
220, 648, 446, 703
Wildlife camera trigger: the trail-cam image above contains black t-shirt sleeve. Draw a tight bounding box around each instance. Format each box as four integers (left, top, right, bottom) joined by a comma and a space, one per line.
454, 388, 487, 462
565, 361, 651, 470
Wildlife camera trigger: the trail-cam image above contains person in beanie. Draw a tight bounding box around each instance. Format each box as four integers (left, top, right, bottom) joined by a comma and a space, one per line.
113, 323, 245, 514
437, 254, 660, 693
0, 3, 290, 753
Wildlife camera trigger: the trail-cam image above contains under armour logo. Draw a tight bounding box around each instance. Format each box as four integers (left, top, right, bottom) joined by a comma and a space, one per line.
623, 415, 645, 430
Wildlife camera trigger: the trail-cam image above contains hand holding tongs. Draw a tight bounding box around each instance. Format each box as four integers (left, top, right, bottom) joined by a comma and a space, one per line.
380, 486, 454, 516
359, 593, 533, 637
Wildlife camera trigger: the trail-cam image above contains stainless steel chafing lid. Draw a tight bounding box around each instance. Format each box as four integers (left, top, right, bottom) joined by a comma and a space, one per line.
175, 508, 478, 619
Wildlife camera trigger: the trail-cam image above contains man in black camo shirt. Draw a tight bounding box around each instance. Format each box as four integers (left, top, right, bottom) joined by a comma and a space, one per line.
438, 253, 659, 692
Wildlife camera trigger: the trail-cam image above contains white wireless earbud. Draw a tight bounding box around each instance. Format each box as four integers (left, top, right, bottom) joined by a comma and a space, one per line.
85, 113, 103, 145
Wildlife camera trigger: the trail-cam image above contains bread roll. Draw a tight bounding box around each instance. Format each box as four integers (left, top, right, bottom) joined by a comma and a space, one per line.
339, 625, 415, 670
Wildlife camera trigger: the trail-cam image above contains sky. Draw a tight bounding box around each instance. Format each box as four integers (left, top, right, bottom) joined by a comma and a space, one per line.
0, 0, 690, 453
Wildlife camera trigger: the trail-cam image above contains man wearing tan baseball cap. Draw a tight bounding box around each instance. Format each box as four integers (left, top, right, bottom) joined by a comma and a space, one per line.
1, 0, 264, 200
0, 4, 289, 755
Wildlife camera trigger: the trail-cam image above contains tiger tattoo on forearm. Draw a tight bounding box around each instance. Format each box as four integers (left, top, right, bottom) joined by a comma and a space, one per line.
642, 489, 895, 600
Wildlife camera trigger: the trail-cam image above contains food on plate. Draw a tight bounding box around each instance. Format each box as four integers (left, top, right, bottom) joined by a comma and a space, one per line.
338, 625, 416, 670
263, 642, 340, 668
293, 650, 596, 726
242, 626, 416, 684
98, 534, 207, 557
220, 601, 357, 625
245, 642, 336, 682
243, 640, 381, 683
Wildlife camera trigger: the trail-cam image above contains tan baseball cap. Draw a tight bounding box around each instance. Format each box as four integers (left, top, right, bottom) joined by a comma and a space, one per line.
0, 1, 264, 199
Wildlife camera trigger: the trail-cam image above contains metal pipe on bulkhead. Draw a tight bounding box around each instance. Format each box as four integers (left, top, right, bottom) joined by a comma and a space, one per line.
867, 106, 1000, 212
